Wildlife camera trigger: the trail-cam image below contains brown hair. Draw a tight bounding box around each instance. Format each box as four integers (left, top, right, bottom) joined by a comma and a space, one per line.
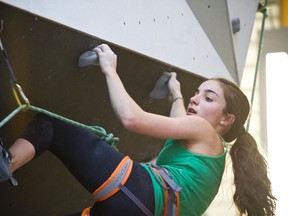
213, 78, 276, 216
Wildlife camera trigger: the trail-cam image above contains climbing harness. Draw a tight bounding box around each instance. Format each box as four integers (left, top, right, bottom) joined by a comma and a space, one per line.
0, 35, 119, 149
81, 159, 182, 216
90, 156, 153, 216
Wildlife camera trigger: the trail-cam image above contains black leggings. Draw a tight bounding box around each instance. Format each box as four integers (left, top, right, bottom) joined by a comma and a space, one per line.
21, 114, 155, 216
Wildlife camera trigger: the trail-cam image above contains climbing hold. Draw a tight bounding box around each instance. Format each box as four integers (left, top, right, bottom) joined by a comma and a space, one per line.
231, 18, 240, 34
149, 72, 171, 99
78, 50, 99, 67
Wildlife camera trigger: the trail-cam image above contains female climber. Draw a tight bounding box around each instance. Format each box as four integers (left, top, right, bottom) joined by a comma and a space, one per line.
2, 44, 276, 215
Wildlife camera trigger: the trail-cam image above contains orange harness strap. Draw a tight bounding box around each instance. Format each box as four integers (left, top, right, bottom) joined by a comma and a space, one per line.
81, 207, 91, 216
92, 156, 132, 201
153, 169, 170, 216
82, 156, 153, 216
175, 191, 180, 216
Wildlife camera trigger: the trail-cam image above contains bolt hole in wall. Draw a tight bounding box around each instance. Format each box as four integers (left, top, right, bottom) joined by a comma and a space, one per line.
122, 12, 185, 26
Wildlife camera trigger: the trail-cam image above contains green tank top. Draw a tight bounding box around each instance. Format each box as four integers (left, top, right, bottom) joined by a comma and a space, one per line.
141, 139, 227, 216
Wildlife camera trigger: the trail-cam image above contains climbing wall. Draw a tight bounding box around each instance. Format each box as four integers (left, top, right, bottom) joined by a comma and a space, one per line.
0, 3, 204, 215
0, 0, 259, 214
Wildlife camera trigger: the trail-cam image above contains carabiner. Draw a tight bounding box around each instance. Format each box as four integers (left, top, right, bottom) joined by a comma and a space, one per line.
12, 84, 30, 111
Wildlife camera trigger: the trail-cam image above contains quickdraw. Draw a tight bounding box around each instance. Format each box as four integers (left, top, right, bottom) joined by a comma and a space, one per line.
0, 38, 30, 110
